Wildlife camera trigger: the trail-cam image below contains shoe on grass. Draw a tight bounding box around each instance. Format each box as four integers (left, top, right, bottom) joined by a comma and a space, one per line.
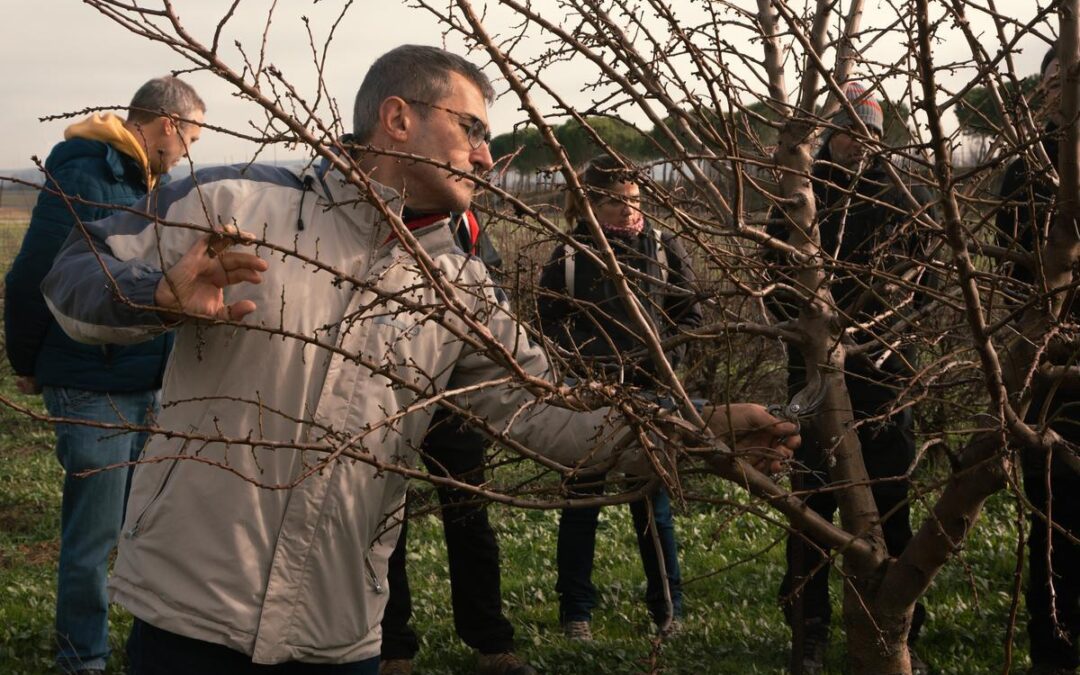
562, 619, 593, 642
789, 619, 829, 675
476, 651, 538, 675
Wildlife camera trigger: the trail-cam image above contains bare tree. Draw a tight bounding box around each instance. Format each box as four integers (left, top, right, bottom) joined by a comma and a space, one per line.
5, 1, 1080, 673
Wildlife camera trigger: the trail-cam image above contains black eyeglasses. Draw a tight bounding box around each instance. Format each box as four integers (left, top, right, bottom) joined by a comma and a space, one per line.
404, 99, 492, 149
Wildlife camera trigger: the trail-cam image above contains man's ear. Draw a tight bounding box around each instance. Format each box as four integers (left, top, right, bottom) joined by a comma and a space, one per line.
379, 97, 411, 143
160, 116, 178, 137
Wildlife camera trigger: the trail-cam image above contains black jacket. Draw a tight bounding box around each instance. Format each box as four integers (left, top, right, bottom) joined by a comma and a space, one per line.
536, 219, 703, 387
994, 127, 1080, 440
995, 127, 1060, 292
766, 143, 934, 338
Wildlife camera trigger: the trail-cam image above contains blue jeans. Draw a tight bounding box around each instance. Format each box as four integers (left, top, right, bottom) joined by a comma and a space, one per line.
556, 474, 682, 625
43, 386, 158, 674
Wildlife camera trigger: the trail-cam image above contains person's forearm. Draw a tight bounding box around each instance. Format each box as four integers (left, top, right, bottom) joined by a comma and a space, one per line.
41, 232, 169, 345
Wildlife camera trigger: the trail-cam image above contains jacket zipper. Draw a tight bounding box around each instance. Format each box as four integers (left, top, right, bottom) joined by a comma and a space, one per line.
123, 457, 180, 540
364, 555, 384, 594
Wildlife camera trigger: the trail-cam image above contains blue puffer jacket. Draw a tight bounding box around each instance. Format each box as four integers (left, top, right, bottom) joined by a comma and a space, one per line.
4, 138, 172, 391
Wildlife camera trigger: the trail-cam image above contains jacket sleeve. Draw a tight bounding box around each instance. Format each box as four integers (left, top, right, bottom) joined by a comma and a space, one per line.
761, 204, 800, 322
905, 182, 940, 308
4, 161, 114, 375
995, 159, 1032, 252
660, 232, 702, 369
535, 240, 573, 345
448, 267, 636, 470
40, 179, 207, 346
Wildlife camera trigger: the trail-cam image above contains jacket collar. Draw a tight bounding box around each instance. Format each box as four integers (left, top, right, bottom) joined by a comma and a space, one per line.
303, 155, 398, 239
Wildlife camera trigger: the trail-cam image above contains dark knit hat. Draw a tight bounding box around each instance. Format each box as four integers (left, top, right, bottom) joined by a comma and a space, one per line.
831, 82, 884, 135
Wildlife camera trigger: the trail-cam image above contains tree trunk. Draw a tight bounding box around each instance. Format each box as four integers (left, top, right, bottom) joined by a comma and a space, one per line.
845, 585, 913, 675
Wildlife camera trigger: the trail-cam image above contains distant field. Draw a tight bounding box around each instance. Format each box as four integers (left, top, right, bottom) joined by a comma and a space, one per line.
0, 223, 27, 279
0, 188, 34, 227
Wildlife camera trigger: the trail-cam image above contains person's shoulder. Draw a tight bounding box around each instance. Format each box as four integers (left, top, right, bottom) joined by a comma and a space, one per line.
157, 163, 305, 208
42, 137, 112, 175
652, 223, 688, 251
191, 163, 303, 188
166, 163, 303, 195
995, 153, 1047, 200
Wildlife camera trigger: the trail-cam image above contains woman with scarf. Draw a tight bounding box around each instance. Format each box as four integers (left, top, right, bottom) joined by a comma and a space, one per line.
536, 155, 702, 641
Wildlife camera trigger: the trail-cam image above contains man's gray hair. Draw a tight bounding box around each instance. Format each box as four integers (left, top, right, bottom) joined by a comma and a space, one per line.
128, 76, 206, 126
352, 45, 495, 142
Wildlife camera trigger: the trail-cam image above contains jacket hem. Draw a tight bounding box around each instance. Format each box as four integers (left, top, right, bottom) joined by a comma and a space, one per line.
110, 578, 382, 665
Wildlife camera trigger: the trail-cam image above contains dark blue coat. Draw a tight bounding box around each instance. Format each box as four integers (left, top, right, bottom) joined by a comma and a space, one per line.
4, 137, 172, 392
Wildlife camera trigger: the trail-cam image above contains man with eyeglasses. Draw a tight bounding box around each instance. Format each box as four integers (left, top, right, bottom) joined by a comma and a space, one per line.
4, 75, 204, 675
42, 44, 799, 674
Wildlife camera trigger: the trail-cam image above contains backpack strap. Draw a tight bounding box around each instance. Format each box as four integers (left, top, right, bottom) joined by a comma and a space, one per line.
652, 228, 668, 285
563, 242, 576, 298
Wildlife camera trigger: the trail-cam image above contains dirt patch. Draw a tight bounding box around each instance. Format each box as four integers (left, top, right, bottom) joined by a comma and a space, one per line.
0, 501, 49, 536
0, 538, 58, 569
18, 539, 59, 566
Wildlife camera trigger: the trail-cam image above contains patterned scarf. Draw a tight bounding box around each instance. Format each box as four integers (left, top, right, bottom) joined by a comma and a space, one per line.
599, 212, 645, 238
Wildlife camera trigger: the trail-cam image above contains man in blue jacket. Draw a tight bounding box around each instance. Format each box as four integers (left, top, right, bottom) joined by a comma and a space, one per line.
4, 75, 204, 674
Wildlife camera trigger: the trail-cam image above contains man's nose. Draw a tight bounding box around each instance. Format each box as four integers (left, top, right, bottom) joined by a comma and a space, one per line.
470, 142, 494, 173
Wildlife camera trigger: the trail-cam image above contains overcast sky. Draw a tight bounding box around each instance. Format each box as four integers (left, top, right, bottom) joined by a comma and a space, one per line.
0, 0, 1054, 170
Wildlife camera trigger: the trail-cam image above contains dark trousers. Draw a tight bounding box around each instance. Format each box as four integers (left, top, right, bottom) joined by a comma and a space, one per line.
556, 473, 682, 625
380, 413, 515, 660
126, 619, 378, 674
1023, 398, 1080, 668
779, 357, 925, 642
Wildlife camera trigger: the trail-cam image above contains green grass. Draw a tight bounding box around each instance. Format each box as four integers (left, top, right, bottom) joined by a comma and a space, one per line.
398, 476, 1031, 674
0, 425, 1034, 673
0, 216, 1036, 673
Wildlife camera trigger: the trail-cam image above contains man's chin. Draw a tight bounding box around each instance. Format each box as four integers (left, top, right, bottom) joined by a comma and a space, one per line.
452, 190, 476, 212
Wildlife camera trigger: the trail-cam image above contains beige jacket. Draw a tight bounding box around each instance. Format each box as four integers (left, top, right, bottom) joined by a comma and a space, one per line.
42, 162, 631, 664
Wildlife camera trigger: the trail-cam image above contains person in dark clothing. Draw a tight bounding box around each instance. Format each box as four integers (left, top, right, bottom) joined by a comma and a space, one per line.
379, 212, 536, 675
995, 45, 1080, 675
536, 156, 703, 640
765, 83, 933, 675
3, 76, 204, 675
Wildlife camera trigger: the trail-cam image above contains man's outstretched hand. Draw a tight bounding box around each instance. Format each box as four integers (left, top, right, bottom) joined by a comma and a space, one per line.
702, 403, 800, 474
154, 229, 268, 323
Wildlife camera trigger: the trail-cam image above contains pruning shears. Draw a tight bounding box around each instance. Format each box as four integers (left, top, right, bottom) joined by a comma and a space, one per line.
766, 378, 827, 434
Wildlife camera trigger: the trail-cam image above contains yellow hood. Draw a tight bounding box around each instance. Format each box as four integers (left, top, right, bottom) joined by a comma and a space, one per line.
64, 113, 155, 188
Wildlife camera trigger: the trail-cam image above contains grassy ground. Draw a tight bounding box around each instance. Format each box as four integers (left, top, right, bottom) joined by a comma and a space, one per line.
0, 215, 1034, 673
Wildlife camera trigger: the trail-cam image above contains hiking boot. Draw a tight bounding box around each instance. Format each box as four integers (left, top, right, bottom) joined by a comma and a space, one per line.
789, 620, 829, 675
562, 619, 593, 641
476, 651, 538, 675
908, 644, 931, 675
379, 658, 414, 675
